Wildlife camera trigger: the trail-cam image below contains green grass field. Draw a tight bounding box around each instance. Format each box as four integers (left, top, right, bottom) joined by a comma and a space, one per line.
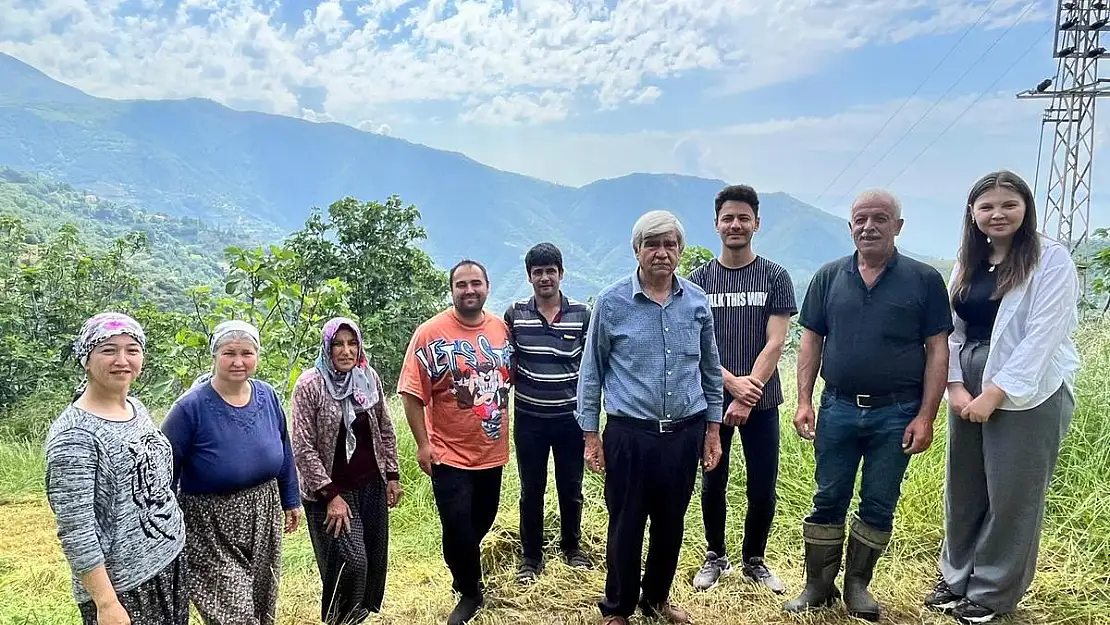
1, 321, 1108, 625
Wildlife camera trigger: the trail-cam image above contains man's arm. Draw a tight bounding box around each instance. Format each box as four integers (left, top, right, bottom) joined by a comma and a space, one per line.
796, 329, 824, 408
750, 313, 791, 383
919, 332, 949, 418
575, 296, 610, 434
698, 304, 724, 425
401, 392, 430, 448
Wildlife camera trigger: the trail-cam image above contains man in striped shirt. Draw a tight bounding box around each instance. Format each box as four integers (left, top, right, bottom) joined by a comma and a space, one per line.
503, 242, 593, 584
687, 184, 797, 595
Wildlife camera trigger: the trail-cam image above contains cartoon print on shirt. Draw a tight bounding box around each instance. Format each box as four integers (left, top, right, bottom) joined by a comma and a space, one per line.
414, 332, 514, 441
452, 362, 511, 439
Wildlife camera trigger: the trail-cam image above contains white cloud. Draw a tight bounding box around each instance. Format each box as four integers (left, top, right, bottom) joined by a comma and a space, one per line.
0, 0, 1048, 126
459, 91, 572, 126
631, 86, 661, 105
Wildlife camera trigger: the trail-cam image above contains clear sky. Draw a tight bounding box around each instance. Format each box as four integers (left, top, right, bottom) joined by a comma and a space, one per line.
1, 0, 1106, 256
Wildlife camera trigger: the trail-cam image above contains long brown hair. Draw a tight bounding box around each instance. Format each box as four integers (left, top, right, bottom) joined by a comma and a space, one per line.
951, 170, 1041, 301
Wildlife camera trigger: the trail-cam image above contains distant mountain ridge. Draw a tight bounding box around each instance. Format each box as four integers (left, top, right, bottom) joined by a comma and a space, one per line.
1, 52, 900, 307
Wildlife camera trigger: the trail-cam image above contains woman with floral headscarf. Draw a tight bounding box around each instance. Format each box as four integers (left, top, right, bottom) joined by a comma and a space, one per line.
45, 312, 188, 625
292, 316, 402, 625
160, 319, 301, 625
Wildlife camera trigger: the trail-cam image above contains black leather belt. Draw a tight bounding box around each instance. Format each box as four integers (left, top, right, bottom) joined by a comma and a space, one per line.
826, 387, 918, 409
607, 412, 705, 434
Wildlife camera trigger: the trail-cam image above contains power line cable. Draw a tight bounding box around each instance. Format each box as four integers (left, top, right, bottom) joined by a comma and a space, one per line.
884, 25, 1053, 186
810, 0, 1003, 206
831, 0, 1039, 205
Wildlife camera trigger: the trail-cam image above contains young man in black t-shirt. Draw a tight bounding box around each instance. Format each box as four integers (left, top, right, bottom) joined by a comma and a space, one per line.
687, 184, 797, 594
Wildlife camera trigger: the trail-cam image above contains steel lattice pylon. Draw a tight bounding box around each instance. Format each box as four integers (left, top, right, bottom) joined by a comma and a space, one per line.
1017, 0, 1108, 255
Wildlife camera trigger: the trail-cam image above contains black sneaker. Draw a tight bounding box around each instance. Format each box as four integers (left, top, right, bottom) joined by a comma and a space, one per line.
924, 579, 962, 613
742, 557, 786, 594
515, 558, 543, 584
447, 594, 484, 625
563, 548, 593, 569
953, 598, 998, 624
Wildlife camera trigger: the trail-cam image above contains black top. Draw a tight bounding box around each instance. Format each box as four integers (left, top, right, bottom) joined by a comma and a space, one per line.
798, 249, 954, 396
686, 257, 798, 411
317, 410, 380, 503
953, 262, 1001, 342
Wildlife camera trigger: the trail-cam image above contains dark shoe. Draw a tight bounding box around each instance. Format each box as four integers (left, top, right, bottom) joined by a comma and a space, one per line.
783, 521, 844, 613
953, 598, 998, 624
692, 551, 733, 591
516, 558, 544, 584
447, 594, 484, 625
742, 557, 787, 594
924, 578, 963, 613
842, 515, 890, 622
639, 600, 691, 624
563, 548, 592, 569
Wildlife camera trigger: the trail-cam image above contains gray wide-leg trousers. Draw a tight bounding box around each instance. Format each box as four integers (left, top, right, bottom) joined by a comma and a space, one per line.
941, 340, 1074, 614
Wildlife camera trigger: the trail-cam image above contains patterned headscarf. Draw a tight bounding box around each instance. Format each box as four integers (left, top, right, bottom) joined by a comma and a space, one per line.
191, 319, 262, 388
315, 317, 379, 462
72, 312, 146, 396
208, 319, 261, 354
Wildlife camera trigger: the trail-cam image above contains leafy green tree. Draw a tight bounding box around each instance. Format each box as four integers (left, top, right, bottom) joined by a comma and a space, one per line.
285, 195, 449, 383
0, 218, 149, 407
678, 244, 715, 278
1087, 227, 1110, 315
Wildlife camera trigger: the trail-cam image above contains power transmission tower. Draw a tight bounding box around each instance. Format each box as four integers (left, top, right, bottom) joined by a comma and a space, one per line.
1017, 0, 1108, 259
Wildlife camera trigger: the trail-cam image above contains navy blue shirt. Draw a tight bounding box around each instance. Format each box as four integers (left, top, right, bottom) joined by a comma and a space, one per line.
162, 380, 300, 510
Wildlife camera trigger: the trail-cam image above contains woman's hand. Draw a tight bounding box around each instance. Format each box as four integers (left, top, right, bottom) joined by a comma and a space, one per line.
324, 496, 352, 538
97, 599, 131, 625
284, 508, 302, 534
947, 383, 974, 417
386, 481, 403, 508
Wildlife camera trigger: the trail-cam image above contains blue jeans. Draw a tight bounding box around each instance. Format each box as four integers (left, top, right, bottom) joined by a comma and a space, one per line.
806, 390, 920, 532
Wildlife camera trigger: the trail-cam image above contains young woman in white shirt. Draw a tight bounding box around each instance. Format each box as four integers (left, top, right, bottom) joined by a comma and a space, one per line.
924, 170, 1080, 624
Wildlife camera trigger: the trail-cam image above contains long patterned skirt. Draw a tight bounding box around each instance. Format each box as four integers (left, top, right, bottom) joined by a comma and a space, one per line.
78, 551, 188, 625
305, 479, 389, 625
180, 479, 284, 625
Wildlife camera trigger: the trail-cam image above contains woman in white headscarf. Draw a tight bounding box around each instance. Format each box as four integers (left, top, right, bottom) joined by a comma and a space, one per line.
291, 316, 402, 625
161, 319, 302, 625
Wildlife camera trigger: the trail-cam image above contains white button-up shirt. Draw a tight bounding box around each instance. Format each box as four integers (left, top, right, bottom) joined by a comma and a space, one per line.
947, 236, 1081, 411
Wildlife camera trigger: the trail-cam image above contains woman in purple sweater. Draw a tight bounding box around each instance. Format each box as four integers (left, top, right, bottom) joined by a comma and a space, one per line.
161, 320, 302, 625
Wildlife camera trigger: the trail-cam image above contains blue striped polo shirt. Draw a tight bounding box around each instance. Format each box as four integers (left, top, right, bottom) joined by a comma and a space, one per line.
504, 294, 591, 420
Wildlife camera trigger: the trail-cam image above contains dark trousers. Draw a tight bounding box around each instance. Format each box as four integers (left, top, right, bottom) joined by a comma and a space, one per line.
700, 406, 780, 561
514, 414, 586, 561
600, 416, 704, 618
304, 480, 389, 625
431, 464, 503, 599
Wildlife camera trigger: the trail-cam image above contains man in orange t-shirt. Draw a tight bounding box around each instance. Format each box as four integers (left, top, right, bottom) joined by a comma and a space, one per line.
398, 259, 513, 625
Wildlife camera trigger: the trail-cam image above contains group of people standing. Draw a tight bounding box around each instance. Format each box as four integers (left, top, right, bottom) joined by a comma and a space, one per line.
44, 313, 403, 625
43, 168, 1079, 625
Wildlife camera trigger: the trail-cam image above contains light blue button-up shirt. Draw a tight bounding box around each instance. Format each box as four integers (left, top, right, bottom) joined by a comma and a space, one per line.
575, 271, 724, 432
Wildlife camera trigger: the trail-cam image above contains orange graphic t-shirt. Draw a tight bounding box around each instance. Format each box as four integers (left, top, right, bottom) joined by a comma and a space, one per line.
397, 308, 514, 470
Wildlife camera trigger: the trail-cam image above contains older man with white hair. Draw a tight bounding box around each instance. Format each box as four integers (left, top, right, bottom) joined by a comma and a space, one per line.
786, 189, 952, 621
576, 209, 724, 625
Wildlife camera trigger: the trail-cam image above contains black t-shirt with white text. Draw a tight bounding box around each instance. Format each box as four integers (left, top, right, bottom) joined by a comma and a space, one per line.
687, 257, 798, 411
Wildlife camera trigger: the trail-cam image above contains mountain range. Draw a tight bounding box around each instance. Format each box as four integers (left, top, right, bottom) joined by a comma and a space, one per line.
0, 52, 922, 307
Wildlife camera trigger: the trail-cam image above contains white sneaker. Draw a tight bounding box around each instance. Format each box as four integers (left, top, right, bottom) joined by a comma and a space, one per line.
692, 552, 733, 591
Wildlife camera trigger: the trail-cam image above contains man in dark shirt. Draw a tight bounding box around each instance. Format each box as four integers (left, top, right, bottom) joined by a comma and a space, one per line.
687, 184, 796, 594
503, 243, 593, 583
786, 189, 951, 622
